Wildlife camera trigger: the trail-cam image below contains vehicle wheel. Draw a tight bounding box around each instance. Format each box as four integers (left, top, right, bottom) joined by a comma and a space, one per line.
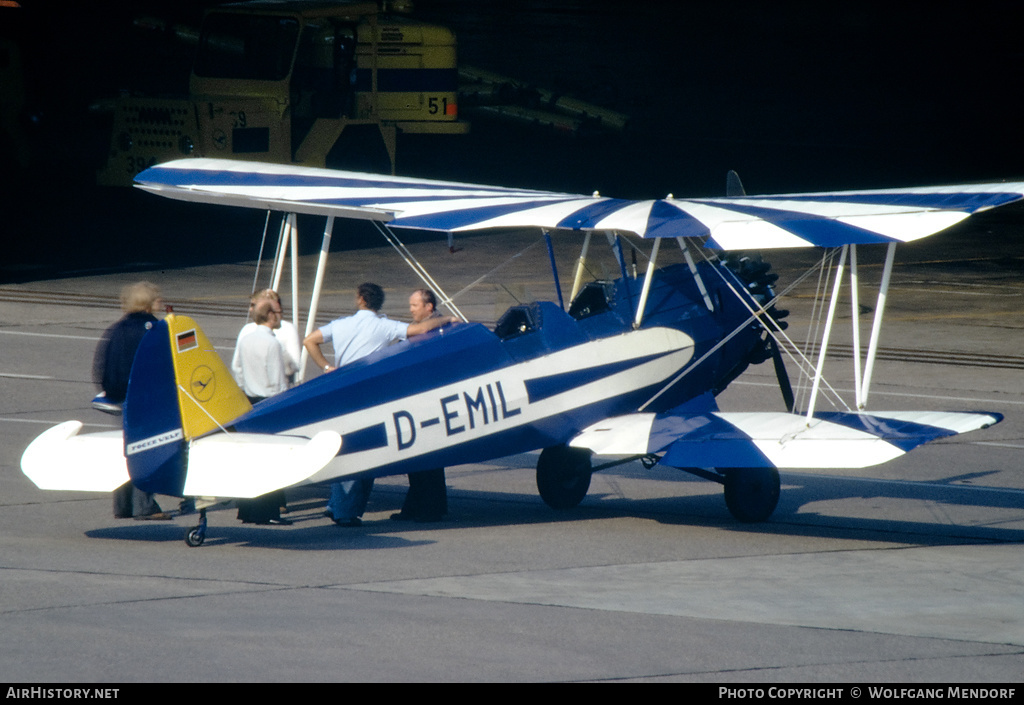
723, 467, 780, 522
185, 527, 205, 547
536, 445, 592, 510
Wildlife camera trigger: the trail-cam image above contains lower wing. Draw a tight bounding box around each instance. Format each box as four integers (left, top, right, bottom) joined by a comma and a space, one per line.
570, 407, 1002, 469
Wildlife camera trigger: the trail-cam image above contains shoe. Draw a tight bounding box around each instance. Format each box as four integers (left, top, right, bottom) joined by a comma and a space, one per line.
323, 510, 334, 519
333, 517, 362, 527
390, 512, 414, 521
134, 512, 173, 521
415, 515, 444, 523
266, 517, 292, 526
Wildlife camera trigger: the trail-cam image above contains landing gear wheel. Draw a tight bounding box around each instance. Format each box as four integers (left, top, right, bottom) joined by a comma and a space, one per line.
184, 508, 208, 547
723, 467, 780, 523
185, 527, 205, 547
536, 445, 592, 510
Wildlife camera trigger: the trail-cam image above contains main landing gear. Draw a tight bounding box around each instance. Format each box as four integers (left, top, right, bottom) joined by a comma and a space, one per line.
721, 467, 780, 523
674, 466, 781, 522
536, 445, 593, 509
535, 446, 781, 523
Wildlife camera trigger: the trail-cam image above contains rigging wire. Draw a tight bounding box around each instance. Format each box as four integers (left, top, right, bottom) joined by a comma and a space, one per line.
372, 221, 468, 322
641, 244, 850, 414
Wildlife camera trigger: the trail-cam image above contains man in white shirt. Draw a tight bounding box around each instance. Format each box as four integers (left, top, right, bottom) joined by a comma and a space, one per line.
303, 283, 455, 526
236, 299, 293, 401
232, 289, 301, 389
234, 298, 293, 525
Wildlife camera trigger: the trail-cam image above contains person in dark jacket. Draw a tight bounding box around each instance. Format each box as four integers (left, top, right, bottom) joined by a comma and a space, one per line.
93, 281, 172, 520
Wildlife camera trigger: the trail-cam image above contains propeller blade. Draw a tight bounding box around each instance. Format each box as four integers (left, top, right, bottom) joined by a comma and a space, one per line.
770, 339, 795, 413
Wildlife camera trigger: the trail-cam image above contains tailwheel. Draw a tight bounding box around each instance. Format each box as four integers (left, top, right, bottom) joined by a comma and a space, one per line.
723, 467, 780, 523
536, 445, 592, 509
184, 508, 207, 547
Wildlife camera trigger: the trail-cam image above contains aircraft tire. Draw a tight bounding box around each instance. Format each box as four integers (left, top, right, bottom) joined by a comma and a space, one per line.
536, 445, 592, 510
723, 467, 780, 522
185, 527, 205, 547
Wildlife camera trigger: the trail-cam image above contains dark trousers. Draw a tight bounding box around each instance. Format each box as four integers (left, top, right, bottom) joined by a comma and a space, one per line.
112, 482, 161, 518
237, 489, 286, 523
401, 468, 447, 519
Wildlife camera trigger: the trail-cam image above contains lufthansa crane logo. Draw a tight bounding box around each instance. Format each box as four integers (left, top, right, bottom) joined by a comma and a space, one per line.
190, 365, 216, 402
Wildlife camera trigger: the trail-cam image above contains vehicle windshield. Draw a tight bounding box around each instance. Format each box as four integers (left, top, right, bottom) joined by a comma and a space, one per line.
193, 13, 300, 81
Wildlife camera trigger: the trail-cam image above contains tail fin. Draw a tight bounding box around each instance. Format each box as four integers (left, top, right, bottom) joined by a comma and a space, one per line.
123, 313, 251, 495
24, 313, 339, 499
123, 313, 341, 499
726, 170, 747, 197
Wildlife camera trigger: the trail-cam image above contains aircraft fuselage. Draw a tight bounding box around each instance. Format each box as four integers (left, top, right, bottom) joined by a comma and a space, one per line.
231, 261, 765, 483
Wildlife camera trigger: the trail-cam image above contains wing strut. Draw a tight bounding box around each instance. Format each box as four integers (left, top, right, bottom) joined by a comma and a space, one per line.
569, 231, 593, 302
270, 213, 301, 333
609, 232, 633, 308
806, 245, 848, 419
850, 245, 864, 408
802, 240, 897, 416
678, 237, 714, 311
543, 230, 565, 310
297, 215, 335, 382
860, 242, 897, 409
633, 237, 661, 328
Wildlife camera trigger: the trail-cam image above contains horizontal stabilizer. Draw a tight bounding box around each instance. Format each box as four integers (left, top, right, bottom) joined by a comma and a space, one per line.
21, 421, 129, 491
136, 158, 1024, 250
571, 409, 1002, 469
181, 430, 342, 498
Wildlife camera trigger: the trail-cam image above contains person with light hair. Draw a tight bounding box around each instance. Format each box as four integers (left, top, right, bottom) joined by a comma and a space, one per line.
232, 289, 301, 388
233, 297, 294, 525
92, 281, 171, 520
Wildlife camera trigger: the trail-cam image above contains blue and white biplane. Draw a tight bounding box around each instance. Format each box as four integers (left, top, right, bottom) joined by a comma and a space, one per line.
21, 158, 1024, 545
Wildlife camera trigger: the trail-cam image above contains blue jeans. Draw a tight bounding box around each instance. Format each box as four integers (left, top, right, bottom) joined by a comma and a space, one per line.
327, 478, 374, 520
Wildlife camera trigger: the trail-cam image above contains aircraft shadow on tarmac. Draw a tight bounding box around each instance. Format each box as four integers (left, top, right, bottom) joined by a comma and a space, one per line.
82, 468, 1024, 548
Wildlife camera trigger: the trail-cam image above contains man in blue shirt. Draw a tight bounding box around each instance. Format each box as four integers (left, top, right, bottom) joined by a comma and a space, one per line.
303, 283, 455, 526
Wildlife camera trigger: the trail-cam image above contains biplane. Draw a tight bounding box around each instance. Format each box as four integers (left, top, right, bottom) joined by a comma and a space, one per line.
21, 157, 1024, 545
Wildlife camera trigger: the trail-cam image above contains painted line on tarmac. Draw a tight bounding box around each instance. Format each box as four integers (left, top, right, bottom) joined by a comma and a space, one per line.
0, 330, 100, 341
0, 417, 119, 429
0, 330, 233, 352
0, 373, 54, 380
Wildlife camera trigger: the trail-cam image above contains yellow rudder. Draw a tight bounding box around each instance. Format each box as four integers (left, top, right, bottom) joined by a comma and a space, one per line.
164, 313, 252, 439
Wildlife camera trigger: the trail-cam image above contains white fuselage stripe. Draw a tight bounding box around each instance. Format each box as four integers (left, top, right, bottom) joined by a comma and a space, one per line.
299, 327, 695, 482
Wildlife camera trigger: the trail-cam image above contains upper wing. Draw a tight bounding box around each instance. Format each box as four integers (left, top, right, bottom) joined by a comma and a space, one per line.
570, 406, 1002, 470
136, 158, 1024, 250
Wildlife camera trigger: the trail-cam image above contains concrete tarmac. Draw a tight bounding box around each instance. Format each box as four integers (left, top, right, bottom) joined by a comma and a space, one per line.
1, 217, 1023, 683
